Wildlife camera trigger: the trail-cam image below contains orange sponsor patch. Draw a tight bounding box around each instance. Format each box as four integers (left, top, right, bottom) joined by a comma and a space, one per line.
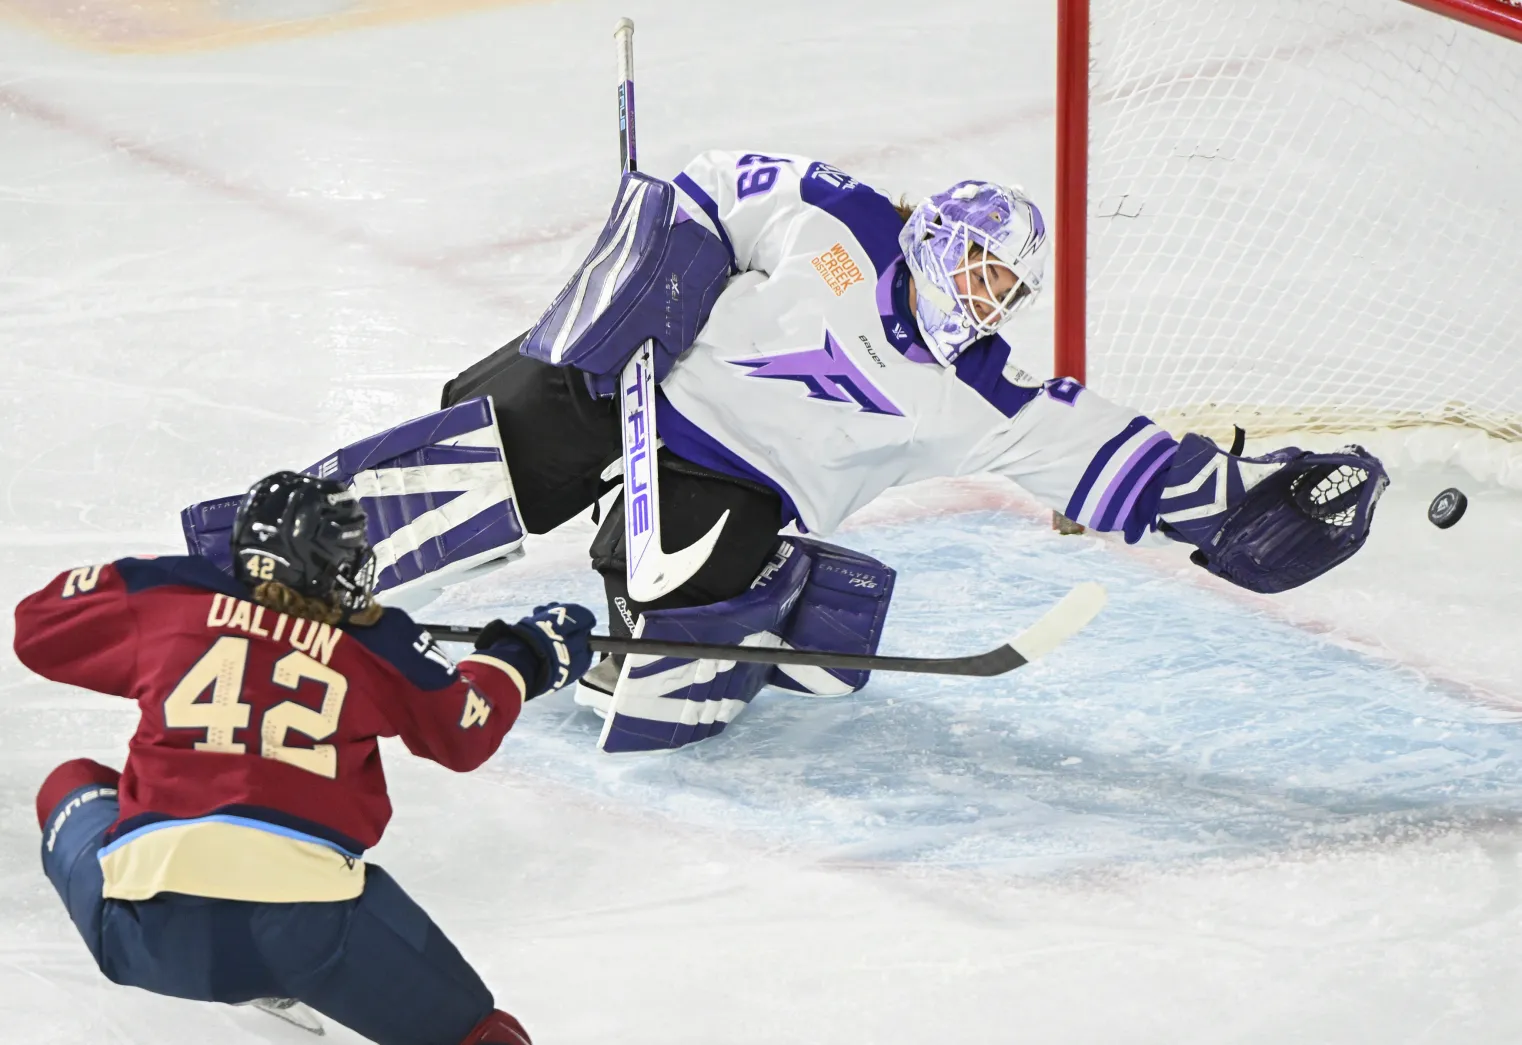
811, 243, 865, 297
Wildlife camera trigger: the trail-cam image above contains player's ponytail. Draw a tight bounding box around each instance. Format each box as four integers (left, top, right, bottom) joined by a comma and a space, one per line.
251, 580, 384, 628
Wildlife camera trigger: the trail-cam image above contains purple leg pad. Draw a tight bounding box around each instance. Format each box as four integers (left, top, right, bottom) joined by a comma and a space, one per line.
766, 540, 895, 696
178, 397, 524, 599
598, 538, 896, 753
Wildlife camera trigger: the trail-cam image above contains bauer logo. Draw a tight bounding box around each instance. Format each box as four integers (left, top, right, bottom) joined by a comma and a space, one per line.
46, 787, 117, 853
613, 596, 637, 633
811, 243, 865, 297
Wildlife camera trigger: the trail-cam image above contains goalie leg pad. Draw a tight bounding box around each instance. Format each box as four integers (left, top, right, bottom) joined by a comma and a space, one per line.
520, 171, 731, 398
180, 397, 525, 610
595, 538, 897, 749
1157, 433, 1388, 593
599, 539, 812, 753
767, 540, 895, 697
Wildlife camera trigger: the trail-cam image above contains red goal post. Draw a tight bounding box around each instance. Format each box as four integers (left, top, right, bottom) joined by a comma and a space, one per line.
1053, 0, 1522, 459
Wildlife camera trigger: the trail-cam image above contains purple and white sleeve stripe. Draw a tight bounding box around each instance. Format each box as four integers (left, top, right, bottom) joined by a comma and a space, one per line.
672, 172, 738, 273
1064, 419, 1178, 532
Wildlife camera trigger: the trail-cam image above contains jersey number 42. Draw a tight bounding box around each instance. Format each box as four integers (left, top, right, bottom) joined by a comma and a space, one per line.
165, 636, 347, 779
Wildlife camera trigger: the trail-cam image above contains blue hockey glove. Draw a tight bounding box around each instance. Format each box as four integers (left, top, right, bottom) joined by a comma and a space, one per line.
474, 603, 596, 698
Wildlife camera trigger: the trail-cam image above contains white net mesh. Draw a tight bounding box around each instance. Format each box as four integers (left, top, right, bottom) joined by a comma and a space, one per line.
1084, 0, 1522, 444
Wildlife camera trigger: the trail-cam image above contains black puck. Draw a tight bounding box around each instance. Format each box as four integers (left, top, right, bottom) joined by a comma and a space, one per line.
1427, 488, 1468, 529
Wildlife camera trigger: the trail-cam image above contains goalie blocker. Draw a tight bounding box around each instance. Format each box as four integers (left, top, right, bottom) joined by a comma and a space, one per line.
519, 171, 731, 399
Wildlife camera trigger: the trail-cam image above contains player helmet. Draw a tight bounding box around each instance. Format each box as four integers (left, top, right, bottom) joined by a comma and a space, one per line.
230, 471, 376, 615
899, 180, 1048, 366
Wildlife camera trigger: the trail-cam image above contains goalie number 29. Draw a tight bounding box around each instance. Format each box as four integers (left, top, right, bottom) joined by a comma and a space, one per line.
164, 636, 348, 779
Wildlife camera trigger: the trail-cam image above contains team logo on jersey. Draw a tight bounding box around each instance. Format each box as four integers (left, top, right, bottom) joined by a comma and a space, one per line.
811, 243, 865, 297
733, 329, 903, 417
808, 162, 859, 192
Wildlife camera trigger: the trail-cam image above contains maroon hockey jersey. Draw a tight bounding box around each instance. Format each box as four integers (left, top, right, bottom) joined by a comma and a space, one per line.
14, 555, 526, 903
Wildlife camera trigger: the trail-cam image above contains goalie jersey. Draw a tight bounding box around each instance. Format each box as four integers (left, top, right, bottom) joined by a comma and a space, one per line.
658, 151, 1177, 541
13, 556, 526, 904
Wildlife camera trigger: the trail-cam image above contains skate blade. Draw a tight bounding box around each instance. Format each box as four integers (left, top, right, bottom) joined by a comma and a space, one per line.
246, 998, 326, 1036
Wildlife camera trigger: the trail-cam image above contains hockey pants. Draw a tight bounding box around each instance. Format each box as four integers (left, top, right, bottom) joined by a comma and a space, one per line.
41, 783, 497, 1045
443, 332, 786, 635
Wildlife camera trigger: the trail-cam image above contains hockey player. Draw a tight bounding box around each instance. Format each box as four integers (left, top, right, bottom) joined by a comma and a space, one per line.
16, 471, 596, 1045
176, 150, 1386, 752
433, 151, 1386, 748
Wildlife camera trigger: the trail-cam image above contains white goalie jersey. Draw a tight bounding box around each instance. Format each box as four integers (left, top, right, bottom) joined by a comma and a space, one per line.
655, 150, 1177, 540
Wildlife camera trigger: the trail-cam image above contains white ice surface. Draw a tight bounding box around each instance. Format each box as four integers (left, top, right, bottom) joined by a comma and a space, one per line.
3, 2, 1522, 1042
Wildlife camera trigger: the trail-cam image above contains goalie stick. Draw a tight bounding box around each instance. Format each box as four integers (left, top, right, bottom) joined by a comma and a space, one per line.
423, 581, 1106, 678
612, 17, 728, 602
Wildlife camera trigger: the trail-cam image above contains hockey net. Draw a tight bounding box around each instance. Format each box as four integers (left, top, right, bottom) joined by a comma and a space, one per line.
1055, 0, 1522, 468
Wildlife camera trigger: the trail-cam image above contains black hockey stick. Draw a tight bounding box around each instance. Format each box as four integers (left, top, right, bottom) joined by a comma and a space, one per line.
423, 582, 1106, 678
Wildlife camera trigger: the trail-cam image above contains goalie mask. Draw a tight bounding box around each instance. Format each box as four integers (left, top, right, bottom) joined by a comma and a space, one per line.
231, 471, 377, 615
899, 180, 1048, 366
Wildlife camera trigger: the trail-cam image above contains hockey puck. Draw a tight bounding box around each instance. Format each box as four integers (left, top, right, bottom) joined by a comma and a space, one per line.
1427, 487, 1468, 529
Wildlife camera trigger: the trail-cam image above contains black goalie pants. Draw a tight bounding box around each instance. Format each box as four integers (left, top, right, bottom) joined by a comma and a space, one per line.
441, 334, 786, 637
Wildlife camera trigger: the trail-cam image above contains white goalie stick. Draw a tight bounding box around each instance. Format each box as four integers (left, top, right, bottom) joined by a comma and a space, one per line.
424, 582, 1107, 678
613, 17, 729, 602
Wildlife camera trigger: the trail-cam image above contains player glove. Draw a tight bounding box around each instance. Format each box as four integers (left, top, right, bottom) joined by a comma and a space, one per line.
474, 603, 596, 698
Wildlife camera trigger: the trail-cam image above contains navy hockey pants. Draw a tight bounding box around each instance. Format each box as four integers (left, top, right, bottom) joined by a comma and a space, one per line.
41, 784, 495, 1045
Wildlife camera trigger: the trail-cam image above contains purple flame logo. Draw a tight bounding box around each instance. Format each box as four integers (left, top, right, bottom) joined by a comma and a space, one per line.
733, 330, 902, 417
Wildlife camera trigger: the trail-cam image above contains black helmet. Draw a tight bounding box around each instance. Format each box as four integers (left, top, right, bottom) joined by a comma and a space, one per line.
230, 471, 376, 614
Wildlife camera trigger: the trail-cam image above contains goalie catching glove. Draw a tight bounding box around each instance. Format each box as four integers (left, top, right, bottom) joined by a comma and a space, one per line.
1154, 433, 1388, 593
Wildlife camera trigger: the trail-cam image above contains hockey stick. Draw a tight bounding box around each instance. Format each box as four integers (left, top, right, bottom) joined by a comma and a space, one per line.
424, 581, 1106, 678
613, 17, 728, 602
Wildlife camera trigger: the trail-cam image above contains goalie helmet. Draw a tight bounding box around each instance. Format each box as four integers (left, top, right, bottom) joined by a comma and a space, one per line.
230, 471, 376, 614
899, 180, 1048, 366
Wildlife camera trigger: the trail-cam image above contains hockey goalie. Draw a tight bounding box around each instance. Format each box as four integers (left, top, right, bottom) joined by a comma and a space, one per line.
180, 150, 1387, 753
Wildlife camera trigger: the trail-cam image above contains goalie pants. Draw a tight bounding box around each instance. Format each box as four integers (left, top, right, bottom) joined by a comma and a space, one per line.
42, 782, 496, 1045
442, 334, 786, 633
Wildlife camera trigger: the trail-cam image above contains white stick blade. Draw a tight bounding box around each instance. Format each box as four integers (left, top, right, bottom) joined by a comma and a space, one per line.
627, 509, 730, 603
1006, 582, 1107, 663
